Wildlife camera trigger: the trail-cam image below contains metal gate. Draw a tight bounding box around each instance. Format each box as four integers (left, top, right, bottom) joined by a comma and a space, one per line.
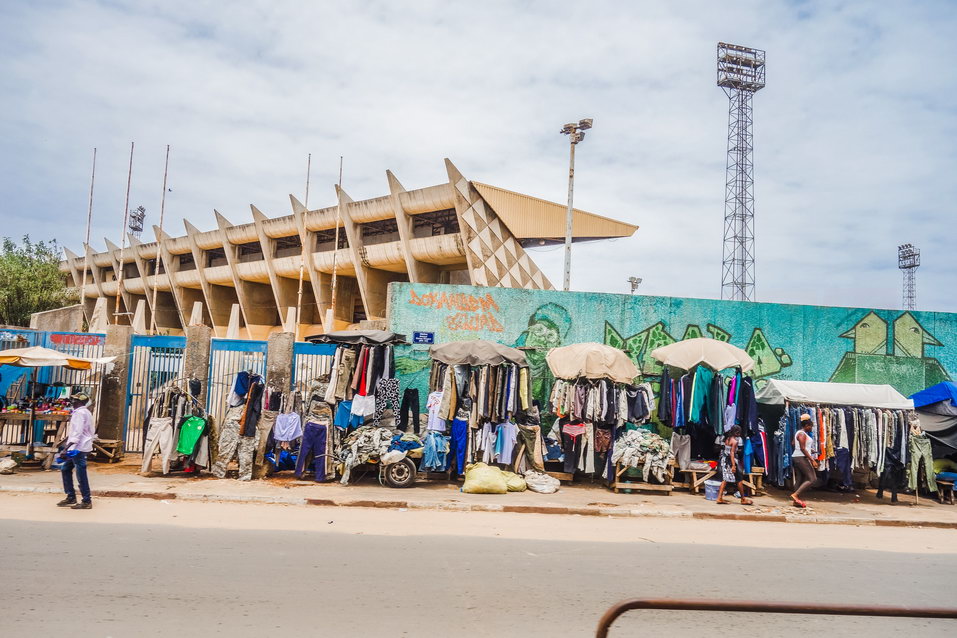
207, 339, 267, 421
125, 335, 187, 453
291, 342, 337, 393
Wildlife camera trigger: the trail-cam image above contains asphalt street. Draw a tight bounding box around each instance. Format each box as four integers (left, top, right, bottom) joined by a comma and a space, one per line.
2, 495, 955, 637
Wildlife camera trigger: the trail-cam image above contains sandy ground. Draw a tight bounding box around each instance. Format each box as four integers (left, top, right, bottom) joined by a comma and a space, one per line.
3, 493, 956, 637
4, 455, 957, 526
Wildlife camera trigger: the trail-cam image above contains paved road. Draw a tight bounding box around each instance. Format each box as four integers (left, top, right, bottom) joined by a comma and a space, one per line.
2, 495, 955, 637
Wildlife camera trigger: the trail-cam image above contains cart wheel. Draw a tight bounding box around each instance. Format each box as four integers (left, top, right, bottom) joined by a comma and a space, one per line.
383, 458, 416, 488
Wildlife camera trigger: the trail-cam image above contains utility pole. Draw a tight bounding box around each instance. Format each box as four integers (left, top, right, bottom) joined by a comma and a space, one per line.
560, 118, 593, 292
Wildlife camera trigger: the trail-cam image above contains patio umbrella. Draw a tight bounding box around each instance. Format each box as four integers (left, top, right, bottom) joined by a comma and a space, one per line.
545, 342, 639, 384
0, 345, 115, 370
430, 340, 527, 367
650, 337, 754, 372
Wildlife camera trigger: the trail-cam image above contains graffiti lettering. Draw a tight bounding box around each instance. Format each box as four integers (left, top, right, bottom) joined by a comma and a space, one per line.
48, 333, 105, 346
409, 288, 504, 333
445, 311, 504, 333
408, 289, 499, 313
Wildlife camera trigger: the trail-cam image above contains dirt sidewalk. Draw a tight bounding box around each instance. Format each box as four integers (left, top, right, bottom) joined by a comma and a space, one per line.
3, 455, 955, 528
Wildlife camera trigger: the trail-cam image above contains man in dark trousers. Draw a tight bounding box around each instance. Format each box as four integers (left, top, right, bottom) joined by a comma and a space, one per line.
57, 392, 95, 510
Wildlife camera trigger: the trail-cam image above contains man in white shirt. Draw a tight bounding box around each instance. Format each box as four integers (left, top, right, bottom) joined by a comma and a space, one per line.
57, 393, 95, 510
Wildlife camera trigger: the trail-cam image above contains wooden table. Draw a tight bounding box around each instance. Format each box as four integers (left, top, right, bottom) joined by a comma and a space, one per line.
610, 460, 674, 495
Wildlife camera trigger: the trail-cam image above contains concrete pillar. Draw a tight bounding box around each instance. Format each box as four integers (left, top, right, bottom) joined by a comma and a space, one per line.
183, 325, 214, 459
253, 331, 294, 478
98, 325, 132, 444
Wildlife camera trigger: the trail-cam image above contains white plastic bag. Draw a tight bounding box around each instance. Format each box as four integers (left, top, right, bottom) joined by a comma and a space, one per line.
523, 470, 559, 494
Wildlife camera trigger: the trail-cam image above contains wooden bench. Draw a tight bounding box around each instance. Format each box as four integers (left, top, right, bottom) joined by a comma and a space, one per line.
938, 480, 955, 505
743, 466, 765, 496
677, 467, 716, 494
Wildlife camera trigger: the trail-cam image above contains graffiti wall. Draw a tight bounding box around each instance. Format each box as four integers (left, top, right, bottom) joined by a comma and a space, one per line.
388, 283, 957, 413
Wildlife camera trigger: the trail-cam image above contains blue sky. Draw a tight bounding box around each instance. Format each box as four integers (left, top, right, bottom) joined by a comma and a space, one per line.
1, 1, 955, 311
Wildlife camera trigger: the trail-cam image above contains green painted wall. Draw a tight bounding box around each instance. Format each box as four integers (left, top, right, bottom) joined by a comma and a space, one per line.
387, 283, 955, 414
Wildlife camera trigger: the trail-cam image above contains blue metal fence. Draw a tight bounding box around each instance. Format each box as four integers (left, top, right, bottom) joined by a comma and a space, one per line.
291, 342, 337, 393
125, 335, 187, 453
207, 339, 268, 421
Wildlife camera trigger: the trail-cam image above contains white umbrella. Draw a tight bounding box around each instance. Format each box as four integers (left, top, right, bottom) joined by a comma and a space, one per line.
546, 342, 639, 383
0, 345, 115, 370
650, 337, 754, 372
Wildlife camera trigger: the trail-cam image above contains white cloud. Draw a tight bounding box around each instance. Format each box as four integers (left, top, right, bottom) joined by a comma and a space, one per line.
1, 0, 954, 311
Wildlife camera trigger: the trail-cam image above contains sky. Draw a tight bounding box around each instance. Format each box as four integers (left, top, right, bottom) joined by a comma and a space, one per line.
1, 0, 955, 312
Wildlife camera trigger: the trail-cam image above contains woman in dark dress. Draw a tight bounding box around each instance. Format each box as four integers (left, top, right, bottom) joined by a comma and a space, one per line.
716, 425, 753, 505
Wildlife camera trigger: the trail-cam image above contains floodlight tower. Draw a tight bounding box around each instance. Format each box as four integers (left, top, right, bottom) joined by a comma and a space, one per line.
128, 205, 146, 239
898, 243, 920, 310
717, 42, 765, 301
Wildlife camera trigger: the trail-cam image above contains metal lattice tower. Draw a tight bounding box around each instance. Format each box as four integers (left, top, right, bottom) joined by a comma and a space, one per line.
128, 205, 146, 239
898, 243, 920, 310
718, 42, 765, 301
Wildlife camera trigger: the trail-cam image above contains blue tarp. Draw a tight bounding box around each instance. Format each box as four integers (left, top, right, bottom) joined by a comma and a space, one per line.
910, 381, 957, 408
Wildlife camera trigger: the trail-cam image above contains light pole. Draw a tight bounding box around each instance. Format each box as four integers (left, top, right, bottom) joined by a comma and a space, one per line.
560, 118, 593, 292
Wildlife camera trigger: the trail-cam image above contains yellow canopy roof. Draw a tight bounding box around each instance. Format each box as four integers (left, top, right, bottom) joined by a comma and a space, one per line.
472, 182, 638, 241
0, 345, 115, 370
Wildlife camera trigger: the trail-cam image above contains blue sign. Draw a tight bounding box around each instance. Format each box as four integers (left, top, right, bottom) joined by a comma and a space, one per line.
413, 331, 435, 345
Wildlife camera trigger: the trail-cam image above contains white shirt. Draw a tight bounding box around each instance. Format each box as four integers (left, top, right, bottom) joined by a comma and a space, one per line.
426, 391, 447, 432
66, 405, 95, 453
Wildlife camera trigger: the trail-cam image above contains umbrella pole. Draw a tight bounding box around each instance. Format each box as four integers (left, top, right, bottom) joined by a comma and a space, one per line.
27, 368, 36, 456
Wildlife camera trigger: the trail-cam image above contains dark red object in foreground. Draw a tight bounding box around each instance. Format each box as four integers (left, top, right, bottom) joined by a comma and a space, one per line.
596, 598, 957, 637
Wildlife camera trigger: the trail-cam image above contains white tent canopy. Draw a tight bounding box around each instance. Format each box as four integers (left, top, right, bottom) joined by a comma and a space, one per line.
755, 379, 913, 410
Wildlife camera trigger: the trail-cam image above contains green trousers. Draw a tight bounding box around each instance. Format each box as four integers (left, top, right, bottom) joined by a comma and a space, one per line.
907, 435, 937, 492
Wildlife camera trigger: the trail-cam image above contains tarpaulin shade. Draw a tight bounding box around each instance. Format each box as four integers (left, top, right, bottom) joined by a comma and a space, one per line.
915, 410, 957, 450
650, 337, 755, 372
429, 340, 527, 366
306, 330, 407, 345
545, 342, 639, 384
755, 379, 913, 410
910, 381, 957, 409
0, 345, 115, 370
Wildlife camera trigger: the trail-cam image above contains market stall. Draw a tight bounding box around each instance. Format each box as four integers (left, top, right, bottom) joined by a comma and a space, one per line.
649, 337, 760, 495
425, 339, 538, 477
0, 346, 115, 465
544, 342, 670, 493
302, 330, 416, 487
756, 379, 932, 503
910, 381, 957, 504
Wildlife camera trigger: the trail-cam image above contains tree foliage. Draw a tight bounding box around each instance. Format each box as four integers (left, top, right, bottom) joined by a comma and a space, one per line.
0, 236, 77, 327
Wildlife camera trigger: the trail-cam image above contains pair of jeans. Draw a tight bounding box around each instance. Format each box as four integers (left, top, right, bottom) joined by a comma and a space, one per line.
296, 422, 328, 482
562, 432, 583, 474
907, 435, 937, 492
398, 388, 420, 433
449, 418, 469, 476
831, 447, 852, 488
61, 452, 91, 502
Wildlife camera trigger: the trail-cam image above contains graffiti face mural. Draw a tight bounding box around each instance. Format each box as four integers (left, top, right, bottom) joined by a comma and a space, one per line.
831, 311, 949, 396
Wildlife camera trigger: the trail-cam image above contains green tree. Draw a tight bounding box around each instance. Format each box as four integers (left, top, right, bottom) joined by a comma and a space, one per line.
0, 236, 77, 327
